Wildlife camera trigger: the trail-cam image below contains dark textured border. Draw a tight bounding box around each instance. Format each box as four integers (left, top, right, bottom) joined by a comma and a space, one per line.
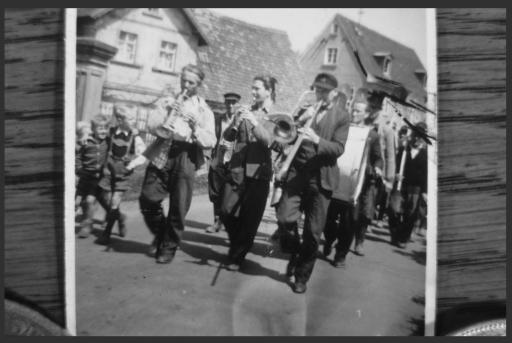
1, 5, 509, 343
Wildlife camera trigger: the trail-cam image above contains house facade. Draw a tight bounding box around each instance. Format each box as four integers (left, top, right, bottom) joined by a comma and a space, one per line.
77, 8, 308, 138
76, 8, 208, 135
299, 14, 428, 129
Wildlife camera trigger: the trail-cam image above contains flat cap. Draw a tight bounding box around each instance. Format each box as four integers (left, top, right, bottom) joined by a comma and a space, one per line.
312, 73, 338, 90
223, 92, 241, 102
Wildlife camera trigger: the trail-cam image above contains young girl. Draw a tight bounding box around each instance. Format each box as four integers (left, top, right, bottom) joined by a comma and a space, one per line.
96, 104, 146, 245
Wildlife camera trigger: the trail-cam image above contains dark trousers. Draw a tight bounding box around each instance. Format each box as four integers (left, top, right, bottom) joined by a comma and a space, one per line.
276, 167, 331, 284
221, 178, 269, 264
387, 185, 422, 244
355, 178, 377, 246
375, 180, 389, 220
208, 165, 228, 217
139, 146, 195, 250
399, 185, 422, 243
324, 199, 354, 256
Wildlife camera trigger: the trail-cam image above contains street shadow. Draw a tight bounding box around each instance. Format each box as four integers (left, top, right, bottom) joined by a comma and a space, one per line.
407, 315, 425, 336
75, 218, 105, 234
182, 230, 230, 248
369, 228, 391, 237
412, 296, 425, 306
185, 219, 210, 230
392, 248, 426, 265
179, 241, 287, 285
182, 228, 290, 261
364, 234, 392, 245
87, 228, 152, 256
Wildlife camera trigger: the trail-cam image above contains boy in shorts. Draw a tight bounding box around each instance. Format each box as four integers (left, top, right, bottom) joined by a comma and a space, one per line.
75, 115, 110, 238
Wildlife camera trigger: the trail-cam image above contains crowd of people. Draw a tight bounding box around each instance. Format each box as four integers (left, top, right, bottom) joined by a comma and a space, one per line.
75, 64, 428, 294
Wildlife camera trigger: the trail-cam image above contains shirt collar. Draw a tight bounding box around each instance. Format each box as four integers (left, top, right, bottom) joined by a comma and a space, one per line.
116, 127, 130, 136
252, 98, 273, 113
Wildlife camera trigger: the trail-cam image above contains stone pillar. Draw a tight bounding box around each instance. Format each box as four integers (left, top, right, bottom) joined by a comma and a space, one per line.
76, 38, 117, 121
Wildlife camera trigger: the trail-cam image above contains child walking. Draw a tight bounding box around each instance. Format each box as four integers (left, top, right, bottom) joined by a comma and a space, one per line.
97, 104, 146, 245
75, 115, 110, 238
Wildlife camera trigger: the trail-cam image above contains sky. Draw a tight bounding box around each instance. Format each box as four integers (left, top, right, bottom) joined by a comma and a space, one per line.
211, 8, 428, 67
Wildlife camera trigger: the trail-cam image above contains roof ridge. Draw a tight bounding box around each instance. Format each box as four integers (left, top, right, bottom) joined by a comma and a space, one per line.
334, 13, 417, 54
205, 9, 288, 36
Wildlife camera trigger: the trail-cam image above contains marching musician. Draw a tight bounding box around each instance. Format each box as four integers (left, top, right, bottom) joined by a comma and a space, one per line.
205, 92, 242, 234
373, 101, 397, 223
139, 64, 216, 264
323, 88, 383, 267
220, 76, 276, 272
276, 73, 350, 294
390, 122, 428, 249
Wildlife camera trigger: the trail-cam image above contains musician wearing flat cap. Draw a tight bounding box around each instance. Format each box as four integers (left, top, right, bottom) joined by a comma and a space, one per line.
139, 64, 216, 264
205, 92, 241, 234
276, 72, 350, 294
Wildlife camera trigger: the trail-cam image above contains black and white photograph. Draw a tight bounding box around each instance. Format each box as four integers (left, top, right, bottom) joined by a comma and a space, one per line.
4, 8, 506, 338
72, 8, 435, 336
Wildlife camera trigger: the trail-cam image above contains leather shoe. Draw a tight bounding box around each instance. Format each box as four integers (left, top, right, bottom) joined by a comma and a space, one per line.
353, 243, 364, 256
156, 245, 176, 264
225, 263, 240, 271
205, 224, 220, 233
292, 282, 307, 294
323, 244, 332, 257
332, 254, 346, 268
148, 239, 158, 256
396, 242, 407, 249
77, 226, 91, 238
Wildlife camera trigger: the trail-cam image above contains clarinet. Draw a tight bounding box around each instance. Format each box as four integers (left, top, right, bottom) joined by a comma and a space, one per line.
143, 90, 189, 161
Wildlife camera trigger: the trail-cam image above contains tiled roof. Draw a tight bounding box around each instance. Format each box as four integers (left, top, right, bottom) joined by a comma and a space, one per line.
301, 14, 427, 103
189, 9, 309, 112
77, 8, 113, 19
336, 14, 427, 102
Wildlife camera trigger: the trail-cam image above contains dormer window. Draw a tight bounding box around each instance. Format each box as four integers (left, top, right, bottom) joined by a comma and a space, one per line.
373, 52, 392, 78
383, 57, 391, 77
415, 69, 427, 88
325, 48, 338, 65
144, 8, 162, 19
331, 23, 338, 35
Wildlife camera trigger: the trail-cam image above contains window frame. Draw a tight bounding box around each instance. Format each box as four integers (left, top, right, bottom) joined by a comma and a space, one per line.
116, 30, 138, 65
325, 47, 338, 65
155, 40, 178, 72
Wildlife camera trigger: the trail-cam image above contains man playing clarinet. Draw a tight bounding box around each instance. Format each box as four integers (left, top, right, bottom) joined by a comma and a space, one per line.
139, 64, 216, 264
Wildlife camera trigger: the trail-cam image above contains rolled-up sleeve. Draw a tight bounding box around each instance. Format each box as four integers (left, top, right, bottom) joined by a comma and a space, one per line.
193, 102, 216, 149
147, 96, 175, 136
